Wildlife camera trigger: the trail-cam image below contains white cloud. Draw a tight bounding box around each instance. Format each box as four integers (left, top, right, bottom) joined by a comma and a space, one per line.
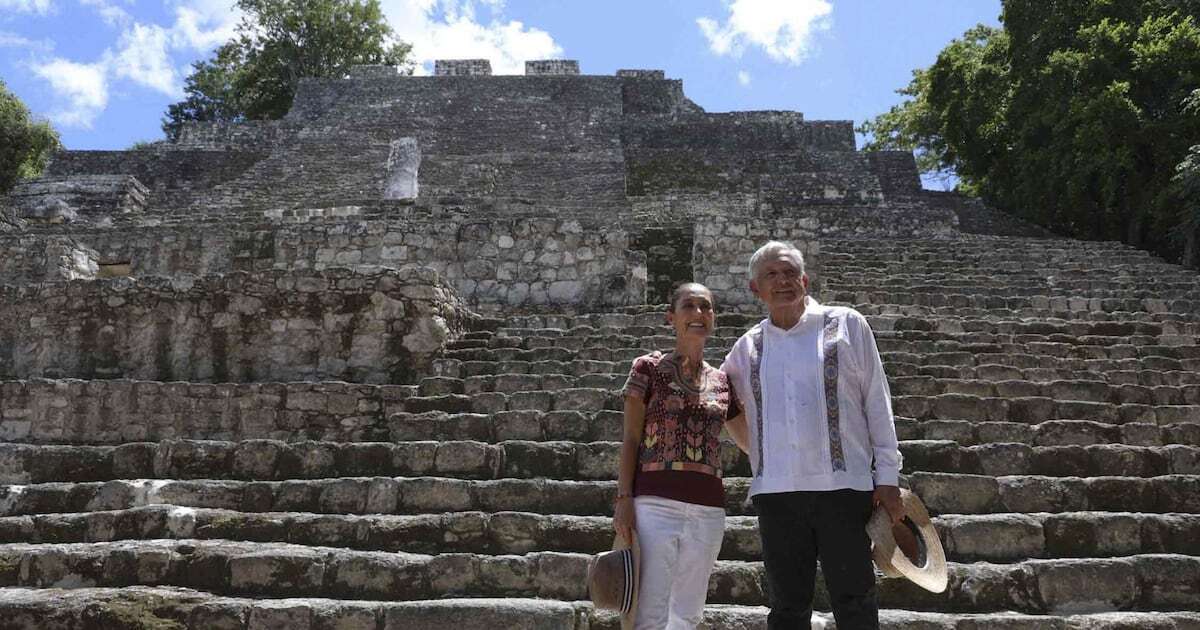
109, 23, 179, 97
737, 70, 751, 86
0, 30, 54, 51
79, 0, 132, 27
27, 0, 238, 128
28, 0, 557, 129
697, 0, 832, 65
167, 0, 240, 51
381, 0, 562, 75
30, 58, 108, 127
0, 0, 53, 15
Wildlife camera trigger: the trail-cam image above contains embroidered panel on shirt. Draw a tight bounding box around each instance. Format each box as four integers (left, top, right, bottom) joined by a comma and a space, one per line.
749, 328, 765, 477
822, 313, 847, 472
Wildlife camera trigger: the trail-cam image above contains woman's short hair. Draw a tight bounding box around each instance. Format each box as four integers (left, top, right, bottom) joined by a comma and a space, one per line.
669, 282, 713, 311
748, 241, 805, 280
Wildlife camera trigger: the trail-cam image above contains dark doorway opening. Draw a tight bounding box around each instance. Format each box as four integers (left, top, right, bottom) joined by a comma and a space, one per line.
633, 225, 694, 306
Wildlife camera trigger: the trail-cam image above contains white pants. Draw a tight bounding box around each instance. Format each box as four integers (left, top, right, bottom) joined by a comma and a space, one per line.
632, 495, 726, 630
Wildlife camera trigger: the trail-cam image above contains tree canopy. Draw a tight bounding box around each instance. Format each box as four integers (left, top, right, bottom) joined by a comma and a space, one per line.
860, 0, 1200, 265
0, 77, 60, 195
163, 0, 412, 140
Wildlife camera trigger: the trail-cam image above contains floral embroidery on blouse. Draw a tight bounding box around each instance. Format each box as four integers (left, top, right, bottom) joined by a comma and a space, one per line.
624, 351, 742, 478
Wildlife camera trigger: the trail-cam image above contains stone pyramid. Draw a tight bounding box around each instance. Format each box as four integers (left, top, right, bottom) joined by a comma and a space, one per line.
0, 59, 1198, 628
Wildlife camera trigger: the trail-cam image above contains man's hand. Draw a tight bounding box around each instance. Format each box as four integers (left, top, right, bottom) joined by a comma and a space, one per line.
873, 485, 903, 525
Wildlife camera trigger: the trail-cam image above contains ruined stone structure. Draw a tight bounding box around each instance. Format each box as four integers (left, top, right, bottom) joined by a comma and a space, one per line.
0, 60, 1198, 628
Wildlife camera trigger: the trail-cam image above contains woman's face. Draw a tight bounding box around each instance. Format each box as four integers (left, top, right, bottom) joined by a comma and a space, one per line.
667, 286, 715, 341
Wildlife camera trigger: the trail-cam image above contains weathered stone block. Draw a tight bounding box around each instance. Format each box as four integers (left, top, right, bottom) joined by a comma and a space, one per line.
228, 549, 325, 595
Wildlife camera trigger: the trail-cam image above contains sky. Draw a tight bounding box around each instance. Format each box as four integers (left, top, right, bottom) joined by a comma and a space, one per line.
0, 0, 1002, 180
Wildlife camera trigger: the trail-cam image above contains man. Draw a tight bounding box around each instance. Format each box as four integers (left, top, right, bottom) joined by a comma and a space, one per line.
721, 241, 902, 629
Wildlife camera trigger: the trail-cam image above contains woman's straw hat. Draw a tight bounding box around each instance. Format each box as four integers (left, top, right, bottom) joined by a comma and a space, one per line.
587, 531, 640, 629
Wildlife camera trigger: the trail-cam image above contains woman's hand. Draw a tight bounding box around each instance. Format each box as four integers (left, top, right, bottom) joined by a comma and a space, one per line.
613, 496, 636, 542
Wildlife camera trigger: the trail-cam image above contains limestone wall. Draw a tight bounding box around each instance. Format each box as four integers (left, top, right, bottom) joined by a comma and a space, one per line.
0, 216, 647, 313
0, 235, 98, 282
525, 60, 580, 75
45, 149, 267, 210
0, 267, 469, 384
174, 120, 302, 150
694, 217, 821, 311
694, 207, 960, 311
9, 175, 147, 223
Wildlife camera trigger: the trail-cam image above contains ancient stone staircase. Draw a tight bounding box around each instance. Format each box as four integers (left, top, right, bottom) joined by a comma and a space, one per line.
1, 236, 1199, 629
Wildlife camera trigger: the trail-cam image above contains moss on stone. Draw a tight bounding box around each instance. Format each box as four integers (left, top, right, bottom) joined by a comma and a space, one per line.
84, 594, 192, 630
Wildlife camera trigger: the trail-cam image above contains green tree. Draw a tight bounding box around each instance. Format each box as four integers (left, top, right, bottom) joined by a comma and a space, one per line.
162, 43, 247, 142
860, 1, 1200, 263
1174, 88, 1200, 266
162, 0, 412, 140
0, 77, 60, 194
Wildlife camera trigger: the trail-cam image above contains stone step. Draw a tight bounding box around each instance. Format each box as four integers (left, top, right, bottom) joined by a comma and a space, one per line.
6, 586, 1200, 630
888, 376, 1200, 403
825, 292, 1197, 313
401, 389, 624, 414
437, 357, 1200, 390
826, 282, 1200, 299
821, 253, 1176, 265
571, 297, 1200, 322
820, 243, 1163, 257
390, 410, 623, 442
898, 418, 1200, 448
498, 317, 1200, 341
443, 345, 730, 364
2, 505, 1197, 564
893, 394, 1200, 425
874, 339, 1200, 362
444, 338, 1200, 368
417, 371, 1200, 406
0, 378, 419, 446
511, 308, 1200, 332
1, 539, 1198, 612
886, 364, 1200, 387
489, 326, 1200, 351
5, 439, 1199, 484
7, 378, 1199, 450
910, 472, 1200, 515
885, 355, 1200, 383
842, 301, 1200, 321
3, 474, 1199, 519
490, 337, 1200, 366
433, 358, 623, 377
827, 268, 1200, 283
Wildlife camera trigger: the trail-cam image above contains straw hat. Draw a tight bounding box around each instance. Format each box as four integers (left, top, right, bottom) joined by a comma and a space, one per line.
587, 531, 640, 629
866, 488, 948, 593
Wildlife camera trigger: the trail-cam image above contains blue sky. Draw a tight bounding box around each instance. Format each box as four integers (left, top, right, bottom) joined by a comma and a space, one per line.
1, 0, 1001, 172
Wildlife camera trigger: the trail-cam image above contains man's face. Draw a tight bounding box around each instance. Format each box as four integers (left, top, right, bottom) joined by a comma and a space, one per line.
750, 252, 808, 310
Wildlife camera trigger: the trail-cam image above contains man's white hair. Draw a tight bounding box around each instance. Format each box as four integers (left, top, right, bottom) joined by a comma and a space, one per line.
748, 240, 805, 280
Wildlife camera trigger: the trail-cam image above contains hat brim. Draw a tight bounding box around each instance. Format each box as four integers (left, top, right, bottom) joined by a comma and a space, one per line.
613, 531, 640, 630
866, 489, 949, 593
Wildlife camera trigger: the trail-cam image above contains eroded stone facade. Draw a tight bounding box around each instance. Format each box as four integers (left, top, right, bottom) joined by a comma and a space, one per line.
0, 267, 467, 384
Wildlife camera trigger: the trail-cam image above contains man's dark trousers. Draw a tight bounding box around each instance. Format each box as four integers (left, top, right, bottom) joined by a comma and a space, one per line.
753, 489, 879, 630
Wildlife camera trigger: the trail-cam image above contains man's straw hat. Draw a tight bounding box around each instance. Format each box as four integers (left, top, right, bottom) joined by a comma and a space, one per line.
866, 488, 949, 593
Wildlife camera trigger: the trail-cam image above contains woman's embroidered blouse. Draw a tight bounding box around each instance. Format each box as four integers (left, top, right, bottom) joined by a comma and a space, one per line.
624, 351, 742, 507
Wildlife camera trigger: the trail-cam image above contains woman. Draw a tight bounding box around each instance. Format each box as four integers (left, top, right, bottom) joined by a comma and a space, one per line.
614, 282, 750, 630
